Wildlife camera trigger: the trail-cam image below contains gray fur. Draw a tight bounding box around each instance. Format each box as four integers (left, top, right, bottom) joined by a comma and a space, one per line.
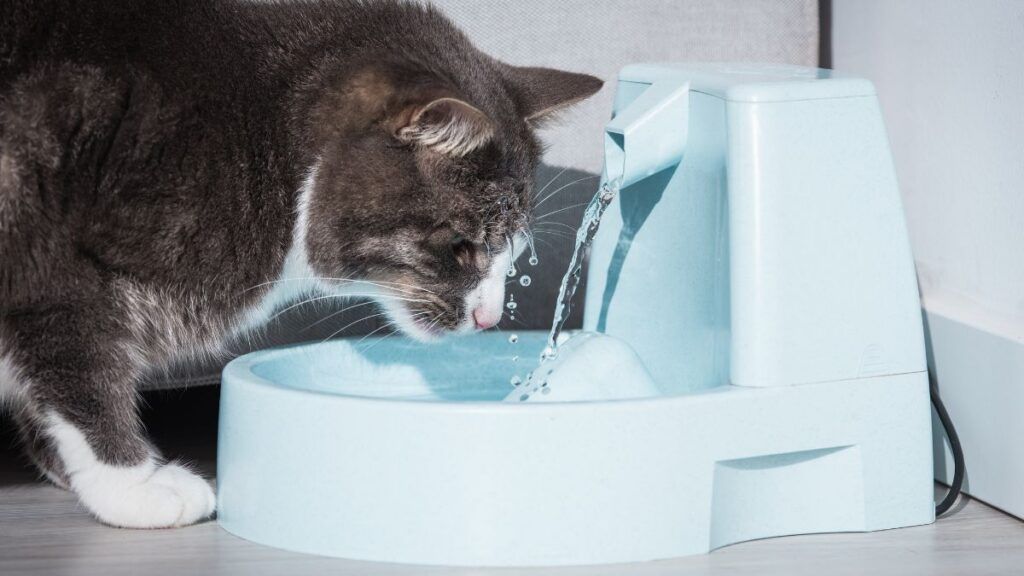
0, 0, 601, 508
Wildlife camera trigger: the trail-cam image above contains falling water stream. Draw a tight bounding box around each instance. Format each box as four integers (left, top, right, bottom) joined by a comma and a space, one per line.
505, 178, 620, 398
539, 178, 620, 363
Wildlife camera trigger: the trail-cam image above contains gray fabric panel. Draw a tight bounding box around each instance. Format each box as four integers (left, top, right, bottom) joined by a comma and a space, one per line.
150, 0, 820, 388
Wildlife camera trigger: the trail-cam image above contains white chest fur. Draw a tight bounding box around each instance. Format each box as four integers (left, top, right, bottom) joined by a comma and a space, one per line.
235, 165, 322, 334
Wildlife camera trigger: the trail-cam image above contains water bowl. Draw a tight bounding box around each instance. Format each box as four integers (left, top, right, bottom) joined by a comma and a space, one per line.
218, 330, 689, 567
217, 331, 931, 567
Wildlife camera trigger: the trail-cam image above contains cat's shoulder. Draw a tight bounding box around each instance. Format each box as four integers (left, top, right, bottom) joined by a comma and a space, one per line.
1, 63, 133, 171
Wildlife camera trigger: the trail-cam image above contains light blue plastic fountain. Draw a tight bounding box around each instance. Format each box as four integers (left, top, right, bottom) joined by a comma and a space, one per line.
217, 63, 934, 566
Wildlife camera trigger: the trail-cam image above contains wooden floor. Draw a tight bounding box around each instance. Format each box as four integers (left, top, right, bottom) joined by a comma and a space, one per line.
2, 388, 1023, 576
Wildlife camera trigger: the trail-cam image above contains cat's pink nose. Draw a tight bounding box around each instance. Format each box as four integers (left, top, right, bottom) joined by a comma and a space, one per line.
473, 307, 500, 330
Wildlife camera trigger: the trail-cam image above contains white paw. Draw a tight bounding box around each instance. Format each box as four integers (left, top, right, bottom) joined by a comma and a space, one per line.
45, 412, 215, 528
147, 463, 217, 527
73, 461, 215, 529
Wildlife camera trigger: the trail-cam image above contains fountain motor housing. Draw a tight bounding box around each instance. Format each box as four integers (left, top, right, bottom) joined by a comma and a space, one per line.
585, 60, 933, 546
591, 63, 927, 392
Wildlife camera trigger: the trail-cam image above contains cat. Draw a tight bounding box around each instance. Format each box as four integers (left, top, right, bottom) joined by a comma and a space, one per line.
0, 0, 601, 528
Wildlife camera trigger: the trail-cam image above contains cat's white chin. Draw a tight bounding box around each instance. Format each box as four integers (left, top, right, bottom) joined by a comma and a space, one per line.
377, 299, 448, 343
402, 321, 447, 343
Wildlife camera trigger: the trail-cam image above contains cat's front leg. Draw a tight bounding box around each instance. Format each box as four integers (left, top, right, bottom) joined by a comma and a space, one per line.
5, 306, 215, 528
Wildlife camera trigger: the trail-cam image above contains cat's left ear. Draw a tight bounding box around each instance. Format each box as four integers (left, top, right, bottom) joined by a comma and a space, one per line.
393, 97, 495, 157
503, 66, 604, 124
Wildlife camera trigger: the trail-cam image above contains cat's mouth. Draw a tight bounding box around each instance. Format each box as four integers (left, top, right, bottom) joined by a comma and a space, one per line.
378, 294, 499, 343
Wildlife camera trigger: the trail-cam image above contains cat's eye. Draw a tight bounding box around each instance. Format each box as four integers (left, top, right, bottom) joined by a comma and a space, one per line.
450, 234, 475, 266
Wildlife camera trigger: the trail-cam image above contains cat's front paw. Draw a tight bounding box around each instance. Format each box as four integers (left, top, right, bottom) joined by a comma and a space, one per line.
147, 463, 217, 527
75, 461, 216, 529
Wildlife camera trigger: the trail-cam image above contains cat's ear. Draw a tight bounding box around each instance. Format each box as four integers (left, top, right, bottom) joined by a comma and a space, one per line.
393, 97, 495, 157
503, 66, 604, 124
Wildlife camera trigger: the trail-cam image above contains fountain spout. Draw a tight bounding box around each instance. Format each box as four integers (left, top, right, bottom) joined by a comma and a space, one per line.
603, 80, 690, 188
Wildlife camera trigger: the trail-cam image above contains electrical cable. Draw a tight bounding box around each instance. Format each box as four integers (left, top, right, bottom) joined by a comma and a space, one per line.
931, 376, 965, 518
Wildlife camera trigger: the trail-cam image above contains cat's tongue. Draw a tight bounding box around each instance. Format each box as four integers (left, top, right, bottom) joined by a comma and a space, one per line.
504, 332, 661, 403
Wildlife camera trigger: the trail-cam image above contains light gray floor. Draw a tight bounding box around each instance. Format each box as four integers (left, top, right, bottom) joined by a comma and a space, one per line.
2, 389, 1023, 575
4, 479, 1024, 575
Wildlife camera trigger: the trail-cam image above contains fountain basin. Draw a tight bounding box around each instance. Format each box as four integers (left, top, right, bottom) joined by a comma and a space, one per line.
216, 331, 934, 567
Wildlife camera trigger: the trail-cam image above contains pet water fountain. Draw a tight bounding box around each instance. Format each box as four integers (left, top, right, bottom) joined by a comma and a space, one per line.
217, 63, 935, 566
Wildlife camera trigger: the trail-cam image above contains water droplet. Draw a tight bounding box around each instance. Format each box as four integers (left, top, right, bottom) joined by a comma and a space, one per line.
519, 394, 530, 402
506, 235, 517, 277
508, 334, 519, 344
510, 375, 522, 386
541, 387, 551, 395
525, 234, 538, 267
512, 355, 519, 362
519, 275, 532, 287
506, 293, 517, 310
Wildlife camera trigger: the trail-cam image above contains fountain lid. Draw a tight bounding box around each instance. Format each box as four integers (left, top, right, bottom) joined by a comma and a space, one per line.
618, 62, 876, 103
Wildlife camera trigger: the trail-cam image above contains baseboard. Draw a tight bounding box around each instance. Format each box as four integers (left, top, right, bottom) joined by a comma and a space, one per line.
924, 293, 1024, 520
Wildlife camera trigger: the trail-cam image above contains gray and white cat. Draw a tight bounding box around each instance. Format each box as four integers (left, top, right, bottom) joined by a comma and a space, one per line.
0, 0, 601, 527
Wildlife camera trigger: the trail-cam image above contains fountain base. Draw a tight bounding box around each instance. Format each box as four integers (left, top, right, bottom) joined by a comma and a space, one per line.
217, 332, 934, 567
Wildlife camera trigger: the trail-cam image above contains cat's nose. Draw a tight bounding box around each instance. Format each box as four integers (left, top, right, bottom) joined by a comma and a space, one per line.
473, 307, 500, 330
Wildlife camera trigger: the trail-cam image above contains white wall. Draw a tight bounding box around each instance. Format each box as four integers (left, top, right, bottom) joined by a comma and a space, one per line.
834, 0, 1024, 339
833, 0, 1024, 518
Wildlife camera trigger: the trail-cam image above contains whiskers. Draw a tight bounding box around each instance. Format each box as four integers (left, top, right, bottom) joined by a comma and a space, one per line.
238, 275, 442, 343
322, 310, 393, 344
533, 174, 599, 211
295, 296, 449, 348
351, 309, 444, 355
301, 298, 379, 332
533, 200, 593, 224
532, 166, 570, 202
241, 277, 436, 297
526, 173, 600, 260
268, 291, 430, 324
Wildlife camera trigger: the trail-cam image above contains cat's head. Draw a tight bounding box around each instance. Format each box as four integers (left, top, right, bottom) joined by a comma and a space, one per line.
301, 57, 601, 341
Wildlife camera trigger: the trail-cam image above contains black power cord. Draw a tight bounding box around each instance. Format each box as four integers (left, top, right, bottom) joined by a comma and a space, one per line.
930, 376, 965, 517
